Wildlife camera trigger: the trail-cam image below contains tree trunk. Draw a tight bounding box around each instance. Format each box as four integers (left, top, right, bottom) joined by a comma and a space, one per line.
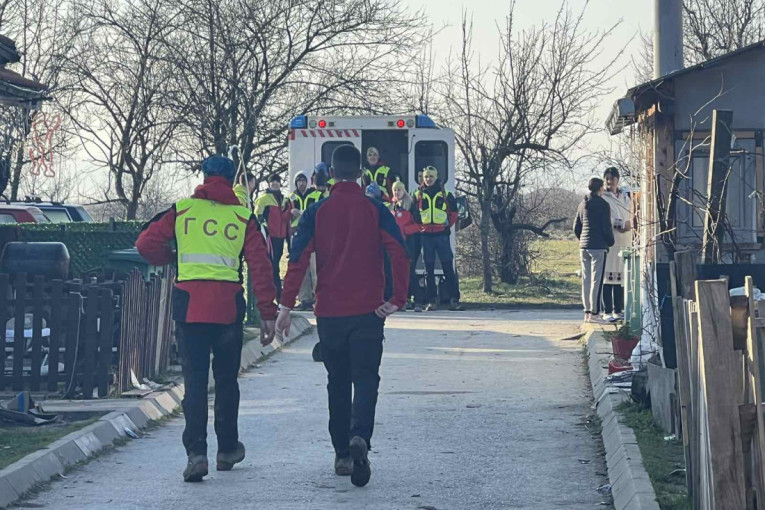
480, 201, 493, 292
499, 227, 519, 284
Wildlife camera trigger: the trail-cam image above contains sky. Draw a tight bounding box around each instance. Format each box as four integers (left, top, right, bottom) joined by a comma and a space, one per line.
409, 0, 654, 186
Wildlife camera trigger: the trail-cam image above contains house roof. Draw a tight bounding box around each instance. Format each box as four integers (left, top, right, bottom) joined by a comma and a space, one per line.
627, 39, 765, 100
0, 34, 47, 106
608, 39, 765, 135
0, 34, 20, 66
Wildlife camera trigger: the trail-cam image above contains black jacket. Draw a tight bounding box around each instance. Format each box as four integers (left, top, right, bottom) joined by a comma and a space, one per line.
573, 194, 614, 250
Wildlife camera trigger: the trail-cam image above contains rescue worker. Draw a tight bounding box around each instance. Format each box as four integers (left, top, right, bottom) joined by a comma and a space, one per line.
274, 145, 409, 488
234, 171, 256, 209
290, 170, 323, 311
391, 181, 424, 312
362, 147, 400, 199
254, 173, 292, 300
314, 164, 331, 198
135, 155, 277, 483
414, 166, 464, 311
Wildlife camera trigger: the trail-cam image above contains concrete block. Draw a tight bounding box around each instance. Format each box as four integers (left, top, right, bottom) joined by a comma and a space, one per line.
72, 431, 104, 458
89, 421, 121, 446
0, 476, 20, 508
624, 491, 661, 510
147, 391, 178, 414
136, 399, 164, 421
49, 436, 89, 466
125, 406, 151, 428
25, 450, 65, 481
0, 460, 44, 500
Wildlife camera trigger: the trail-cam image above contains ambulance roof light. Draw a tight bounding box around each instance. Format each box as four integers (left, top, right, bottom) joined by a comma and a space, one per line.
289, 115, 308, 129
396, 119, 405, 128
318, 119, 327, 128
415, 114, 437, 129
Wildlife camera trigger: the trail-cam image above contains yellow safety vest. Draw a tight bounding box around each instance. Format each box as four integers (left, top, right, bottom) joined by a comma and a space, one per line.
289, 190, 323, 227
174, 198, 251, 282
364, 166, 391, 196
415, 189, 450, 225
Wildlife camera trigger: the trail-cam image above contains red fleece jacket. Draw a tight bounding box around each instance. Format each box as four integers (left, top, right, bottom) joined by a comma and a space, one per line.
281, 181, 409, 317
135, 176, 278, 324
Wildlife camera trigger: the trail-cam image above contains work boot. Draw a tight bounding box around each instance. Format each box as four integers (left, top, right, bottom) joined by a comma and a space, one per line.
425, 302, 438, 312
414, 304, 423, 313
183, 454, 209, 482
217, 441, 245, 471
334, 455, 353, 476
349, 436, 371, 487
449, 299, 465, 311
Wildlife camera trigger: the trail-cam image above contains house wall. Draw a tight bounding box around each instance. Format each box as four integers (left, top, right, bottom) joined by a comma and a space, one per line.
673, 50, 765, 131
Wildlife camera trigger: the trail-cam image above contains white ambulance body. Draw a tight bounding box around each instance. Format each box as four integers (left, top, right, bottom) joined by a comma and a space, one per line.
287, 114, 458, 279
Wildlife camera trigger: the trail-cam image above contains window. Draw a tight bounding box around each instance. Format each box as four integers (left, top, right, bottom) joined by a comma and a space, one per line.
321, 142, 353, 168
415, 141, 449, 184
42, 209, 71, 223
0, 214, 16, 224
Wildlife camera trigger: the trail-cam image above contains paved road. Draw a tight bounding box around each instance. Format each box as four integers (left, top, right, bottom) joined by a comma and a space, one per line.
26, 310, 610, 509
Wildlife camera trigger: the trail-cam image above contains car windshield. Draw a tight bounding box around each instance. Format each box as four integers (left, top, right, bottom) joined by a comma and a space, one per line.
42, 209, 71, 223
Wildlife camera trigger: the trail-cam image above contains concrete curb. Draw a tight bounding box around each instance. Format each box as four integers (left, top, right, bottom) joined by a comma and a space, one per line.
0, 314, 313, 509
585, 328, 660, 510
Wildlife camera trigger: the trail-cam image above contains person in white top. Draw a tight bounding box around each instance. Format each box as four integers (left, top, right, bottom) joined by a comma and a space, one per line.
601, 167, 632, 321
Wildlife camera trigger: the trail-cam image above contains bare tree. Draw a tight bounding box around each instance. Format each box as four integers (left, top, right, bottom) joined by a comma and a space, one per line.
441, 4, 619, 291
163, 0, 429, 185
58, 0, 183, 219
684, 0, 765, 64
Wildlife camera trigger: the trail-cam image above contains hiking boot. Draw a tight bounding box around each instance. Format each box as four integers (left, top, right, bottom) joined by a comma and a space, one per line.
183, 454, 209, 482
425, 302, 438, 312
334, 455, 353, 476
413, 304, 423, 313
449, 299, 465, 311
217, 441, 245, 471
349, 436, 371, 487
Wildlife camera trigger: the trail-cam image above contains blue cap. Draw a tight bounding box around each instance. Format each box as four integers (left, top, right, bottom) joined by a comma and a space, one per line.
365, 183, 381, 198
201, 155, 236, 181
314, 162, 328, 174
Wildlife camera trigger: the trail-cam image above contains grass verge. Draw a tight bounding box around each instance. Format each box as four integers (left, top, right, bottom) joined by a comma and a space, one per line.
617, 401, 691, 510
0, 415, 102, 470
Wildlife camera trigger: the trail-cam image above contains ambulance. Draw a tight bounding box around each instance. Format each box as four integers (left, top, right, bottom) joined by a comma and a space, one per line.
287, 114, 470, 297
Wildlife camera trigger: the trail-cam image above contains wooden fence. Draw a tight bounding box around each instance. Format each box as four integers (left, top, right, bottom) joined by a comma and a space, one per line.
116, 268, 175, 394
0, 269, 175, 398
671, 254, 765, 508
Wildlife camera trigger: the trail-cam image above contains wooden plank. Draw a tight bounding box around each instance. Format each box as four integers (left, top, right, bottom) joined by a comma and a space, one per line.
649, 363, 677, 434
81, 286, 99, 398
11, 273, 26, 391
702, 110, 735, 264
674, 251, 697, 300
29, 276, 44, 391
0, 274, 9, 390
745, 277, 765, 506
673, 296, 693, 496
62, 294, 79, 398
687, 300, 703, 510
695, 279, 746, 508
97, 289, 114, 398
47, 280, 63, 392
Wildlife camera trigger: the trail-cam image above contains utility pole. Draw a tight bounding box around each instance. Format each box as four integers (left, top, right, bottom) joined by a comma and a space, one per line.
702, 109, 734, 264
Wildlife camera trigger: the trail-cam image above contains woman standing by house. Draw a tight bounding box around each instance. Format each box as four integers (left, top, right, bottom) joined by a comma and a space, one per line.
573, 176, 614, 324
601, 167, 632, 321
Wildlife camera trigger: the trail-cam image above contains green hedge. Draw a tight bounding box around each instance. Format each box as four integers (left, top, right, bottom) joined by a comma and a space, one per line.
4, 222, 144, 276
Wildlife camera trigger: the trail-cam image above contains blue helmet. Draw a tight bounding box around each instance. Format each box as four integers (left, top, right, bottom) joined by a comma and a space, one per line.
201, 155, 236, 181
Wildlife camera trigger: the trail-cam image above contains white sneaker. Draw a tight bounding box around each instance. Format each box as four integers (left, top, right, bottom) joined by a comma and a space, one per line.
590, 316, 609, 325
605, 314, 618, 323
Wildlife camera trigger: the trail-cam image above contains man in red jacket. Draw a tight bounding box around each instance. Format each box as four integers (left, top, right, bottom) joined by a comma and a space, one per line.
275, 145, 409, 488
136, 155, 277, 483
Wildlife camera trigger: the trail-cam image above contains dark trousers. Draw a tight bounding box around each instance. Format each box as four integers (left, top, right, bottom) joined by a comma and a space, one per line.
317, 313, 384, 457
271, 237, 286, 300
408, 235, 423, 304
177, 321, 243, 456
423, 235, 459, 303
602, 284, 624, 314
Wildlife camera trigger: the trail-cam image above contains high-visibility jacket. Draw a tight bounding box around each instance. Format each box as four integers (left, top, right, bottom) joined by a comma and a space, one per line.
290, 188, 323, 227
364, 166, 392, 197
254, 190, 291, 238
174, 198, 251, 282
414, 182, 458, 235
